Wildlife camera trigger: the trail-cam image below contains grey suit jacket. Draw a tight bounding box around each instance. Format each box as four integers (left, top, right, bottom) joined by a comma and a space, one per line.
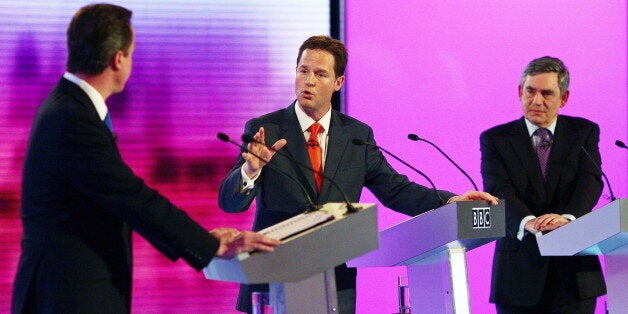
12, 78, 219, 314
481, 115, 606, 306
219, 102, 455, 312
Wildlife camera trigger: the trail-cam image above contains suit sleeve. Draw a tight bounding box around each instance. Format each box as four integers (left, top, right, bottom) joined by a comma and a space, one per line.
218, 119, 260, 213
480, 131, 534, 233
43, 102, 219, 270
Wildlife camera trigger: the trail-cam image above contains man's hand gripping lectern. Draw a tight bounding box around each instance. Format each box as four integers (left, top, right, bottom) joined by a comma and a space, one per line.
348, 200, 505, 314
203, 203, 378, 314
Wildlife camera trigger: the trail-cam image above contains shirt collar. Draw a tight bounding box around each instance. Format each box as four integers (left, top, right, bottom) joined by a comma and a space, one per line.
524, 116, 557, 137
63, 72, 108, 121
295, 100, 332, 133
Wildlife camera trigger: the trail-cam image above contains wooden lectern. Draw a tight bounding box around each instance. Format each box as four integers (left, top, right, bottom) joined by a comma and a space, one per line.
348, 200, 505, 313
537, 198, 627, 313
203, 203, 378, 314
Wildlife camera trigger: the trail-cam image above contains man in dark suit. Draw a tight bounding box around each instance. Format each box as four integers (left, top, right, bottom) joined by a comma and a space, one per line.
11, 4, 279, 314
219, 35, 499, 314
481, 56, 606, 313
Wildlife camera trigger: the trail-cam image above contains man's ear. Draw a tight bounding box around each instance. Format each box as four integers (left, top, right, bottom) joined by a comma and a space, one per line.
517, 85, 523, 99
334, 75, 345, 91
560, 90, 569, 108
111, 50, 124, 71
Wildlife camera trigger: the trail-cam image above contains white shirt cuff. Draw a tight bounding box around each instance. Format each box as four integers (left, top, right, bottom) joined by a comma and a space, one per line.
240, 165, 260, 192
562, 214, 576, 221
516, 215, 537, 241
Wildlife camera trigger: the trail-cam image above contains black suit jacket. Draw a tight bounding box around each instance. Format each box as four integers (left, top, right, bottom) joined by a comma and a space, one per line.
12, 78, 219, 314
480, 115, 606, 306
219, 102, 455, 312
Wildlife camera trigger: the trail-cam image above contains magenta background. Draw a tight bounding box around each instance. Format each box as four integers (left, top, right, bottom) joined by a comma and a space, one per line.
345, 1, 627, 313
0, 1, 626, 313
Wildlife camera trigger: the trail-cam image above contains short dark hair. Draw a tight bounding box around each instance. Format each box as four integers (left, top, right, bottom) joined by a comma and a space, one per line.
297, 35, 347, 77
66, 3, 133, 75
520, 56, 570, 96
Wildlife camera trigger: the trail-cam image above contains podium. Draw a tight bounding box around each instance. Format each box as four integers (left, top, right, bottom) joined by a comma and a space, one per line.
348, 200, 505, 313
537, 198, 627, 313
203, 203, 378, 314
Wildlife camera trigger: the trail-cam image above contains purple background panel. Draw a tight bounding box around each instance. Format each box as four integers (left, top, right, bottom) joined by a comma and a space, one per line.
345, 1, 626, 313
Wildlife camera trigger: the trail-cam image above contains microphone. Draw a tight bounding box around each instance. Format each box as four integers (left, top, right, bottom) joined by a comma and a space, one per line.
616, 140, 628, 149
580, 146, 616, 202
241, 134, 360, 214
351, 138, 445, 205
217, 133, 321, 212
407, 133, 479, 191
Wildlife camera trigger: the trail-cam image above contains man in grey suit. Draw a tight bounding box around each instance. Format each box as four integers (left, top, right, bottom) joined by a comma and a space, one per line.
12, 4, 279, 313
219, 35, 499, 314
481, 56, 606, 313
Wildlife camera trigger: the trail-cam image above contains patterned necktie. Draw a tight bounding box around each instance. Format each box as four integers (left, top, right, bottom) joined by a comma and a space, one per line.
535, 128, 552, 179
103, 112, 113, 132
307, 122, 323, 193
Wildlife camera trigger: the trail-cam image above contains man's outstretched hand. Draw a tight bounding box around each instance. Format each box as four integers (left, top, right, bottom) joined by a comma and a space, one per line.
210, 228, 281, 259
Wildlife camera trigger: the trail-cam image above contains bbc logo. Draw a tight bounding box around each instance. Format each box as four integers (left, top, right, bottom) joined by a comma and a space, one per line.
472, 207, 491, 229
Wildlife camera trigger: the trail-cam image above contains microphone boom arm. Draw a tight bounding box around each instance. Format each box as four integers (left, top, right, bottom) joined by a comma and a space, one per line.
352, 139, 445, 205
580, 145, 616, 202
408, 134, 479, 191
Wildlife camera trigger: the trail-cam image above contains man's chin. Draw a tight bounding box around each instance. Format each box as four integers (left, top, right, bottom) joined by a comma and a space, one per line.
297, 99, 314, 110
526, 114, 544, 123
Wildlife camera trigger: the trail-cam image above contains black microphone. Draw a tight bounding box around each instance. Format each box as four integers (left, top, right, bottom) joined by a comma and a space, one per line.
616, 140, 628, 149
407, 133, 479, 191
241, 134, 360, 214
580, 145, 616, 202
217, 133, 321, 212
351, 138, 445, 205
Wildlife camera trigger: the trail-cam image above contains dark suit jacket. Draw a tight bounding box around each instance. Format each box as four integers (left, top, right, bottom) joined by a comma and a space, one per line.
480, 115, 606, 306
12, 78, 220, 314
219, 102, 455, 312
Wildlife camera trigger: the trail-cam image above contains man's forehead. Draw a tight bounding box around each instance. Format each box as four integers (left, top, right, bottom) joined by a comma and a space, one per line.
523, 73, 559, 86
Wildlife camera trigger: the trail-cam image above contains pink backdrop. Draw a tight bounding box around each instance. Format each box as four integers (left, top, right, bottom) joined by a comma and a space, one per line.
345, 1, 627, 313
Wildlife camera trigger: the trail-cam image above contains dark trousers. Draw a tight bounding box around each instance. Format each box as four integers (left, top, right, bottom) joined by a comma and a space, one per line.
496, 260, 597, 314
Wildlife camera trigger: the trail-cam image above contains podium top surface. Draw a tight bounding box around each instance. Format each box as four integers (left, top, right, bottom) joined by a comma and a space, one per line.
203, 203, 378, 283
348, 200, 505, 267
537, 198, 628, 256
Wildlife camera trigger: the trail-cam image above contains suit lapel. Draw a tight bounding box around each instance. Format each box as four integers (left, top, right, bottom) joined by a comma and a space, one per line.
320, 111, 349, 199
545, 116, 574, 199
280, 103, 318, 198
509, 118, 547, 201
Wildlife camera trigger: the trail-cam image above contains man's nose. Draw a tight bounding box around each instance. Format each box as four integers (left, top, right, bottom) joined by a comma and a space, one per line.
305, 73, 315, 86
532, 92, 544, 105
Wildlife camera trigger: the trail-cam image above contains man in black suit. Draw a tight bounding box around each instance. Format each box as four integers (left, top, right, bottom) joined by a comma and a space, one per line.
219, 35, 499, 314
11, 4, 279, 314
481, 56, 606, 313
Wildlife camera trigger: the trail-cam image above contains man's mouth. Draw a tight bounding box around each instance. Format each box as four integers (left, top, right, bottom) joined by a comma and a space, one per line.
301, 90, 314, 99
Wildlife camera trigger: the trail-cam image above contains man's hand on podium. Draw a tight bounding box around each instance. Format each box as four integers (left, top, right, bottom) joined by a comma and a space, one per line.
533, 213, 570, 232
210, 228, 281, 259
447, 191, 499, 205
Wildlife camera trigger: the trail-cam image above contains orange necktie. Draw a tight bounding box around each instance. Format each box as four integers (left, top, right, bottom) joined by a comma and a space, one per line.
307, 122, 323, 193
